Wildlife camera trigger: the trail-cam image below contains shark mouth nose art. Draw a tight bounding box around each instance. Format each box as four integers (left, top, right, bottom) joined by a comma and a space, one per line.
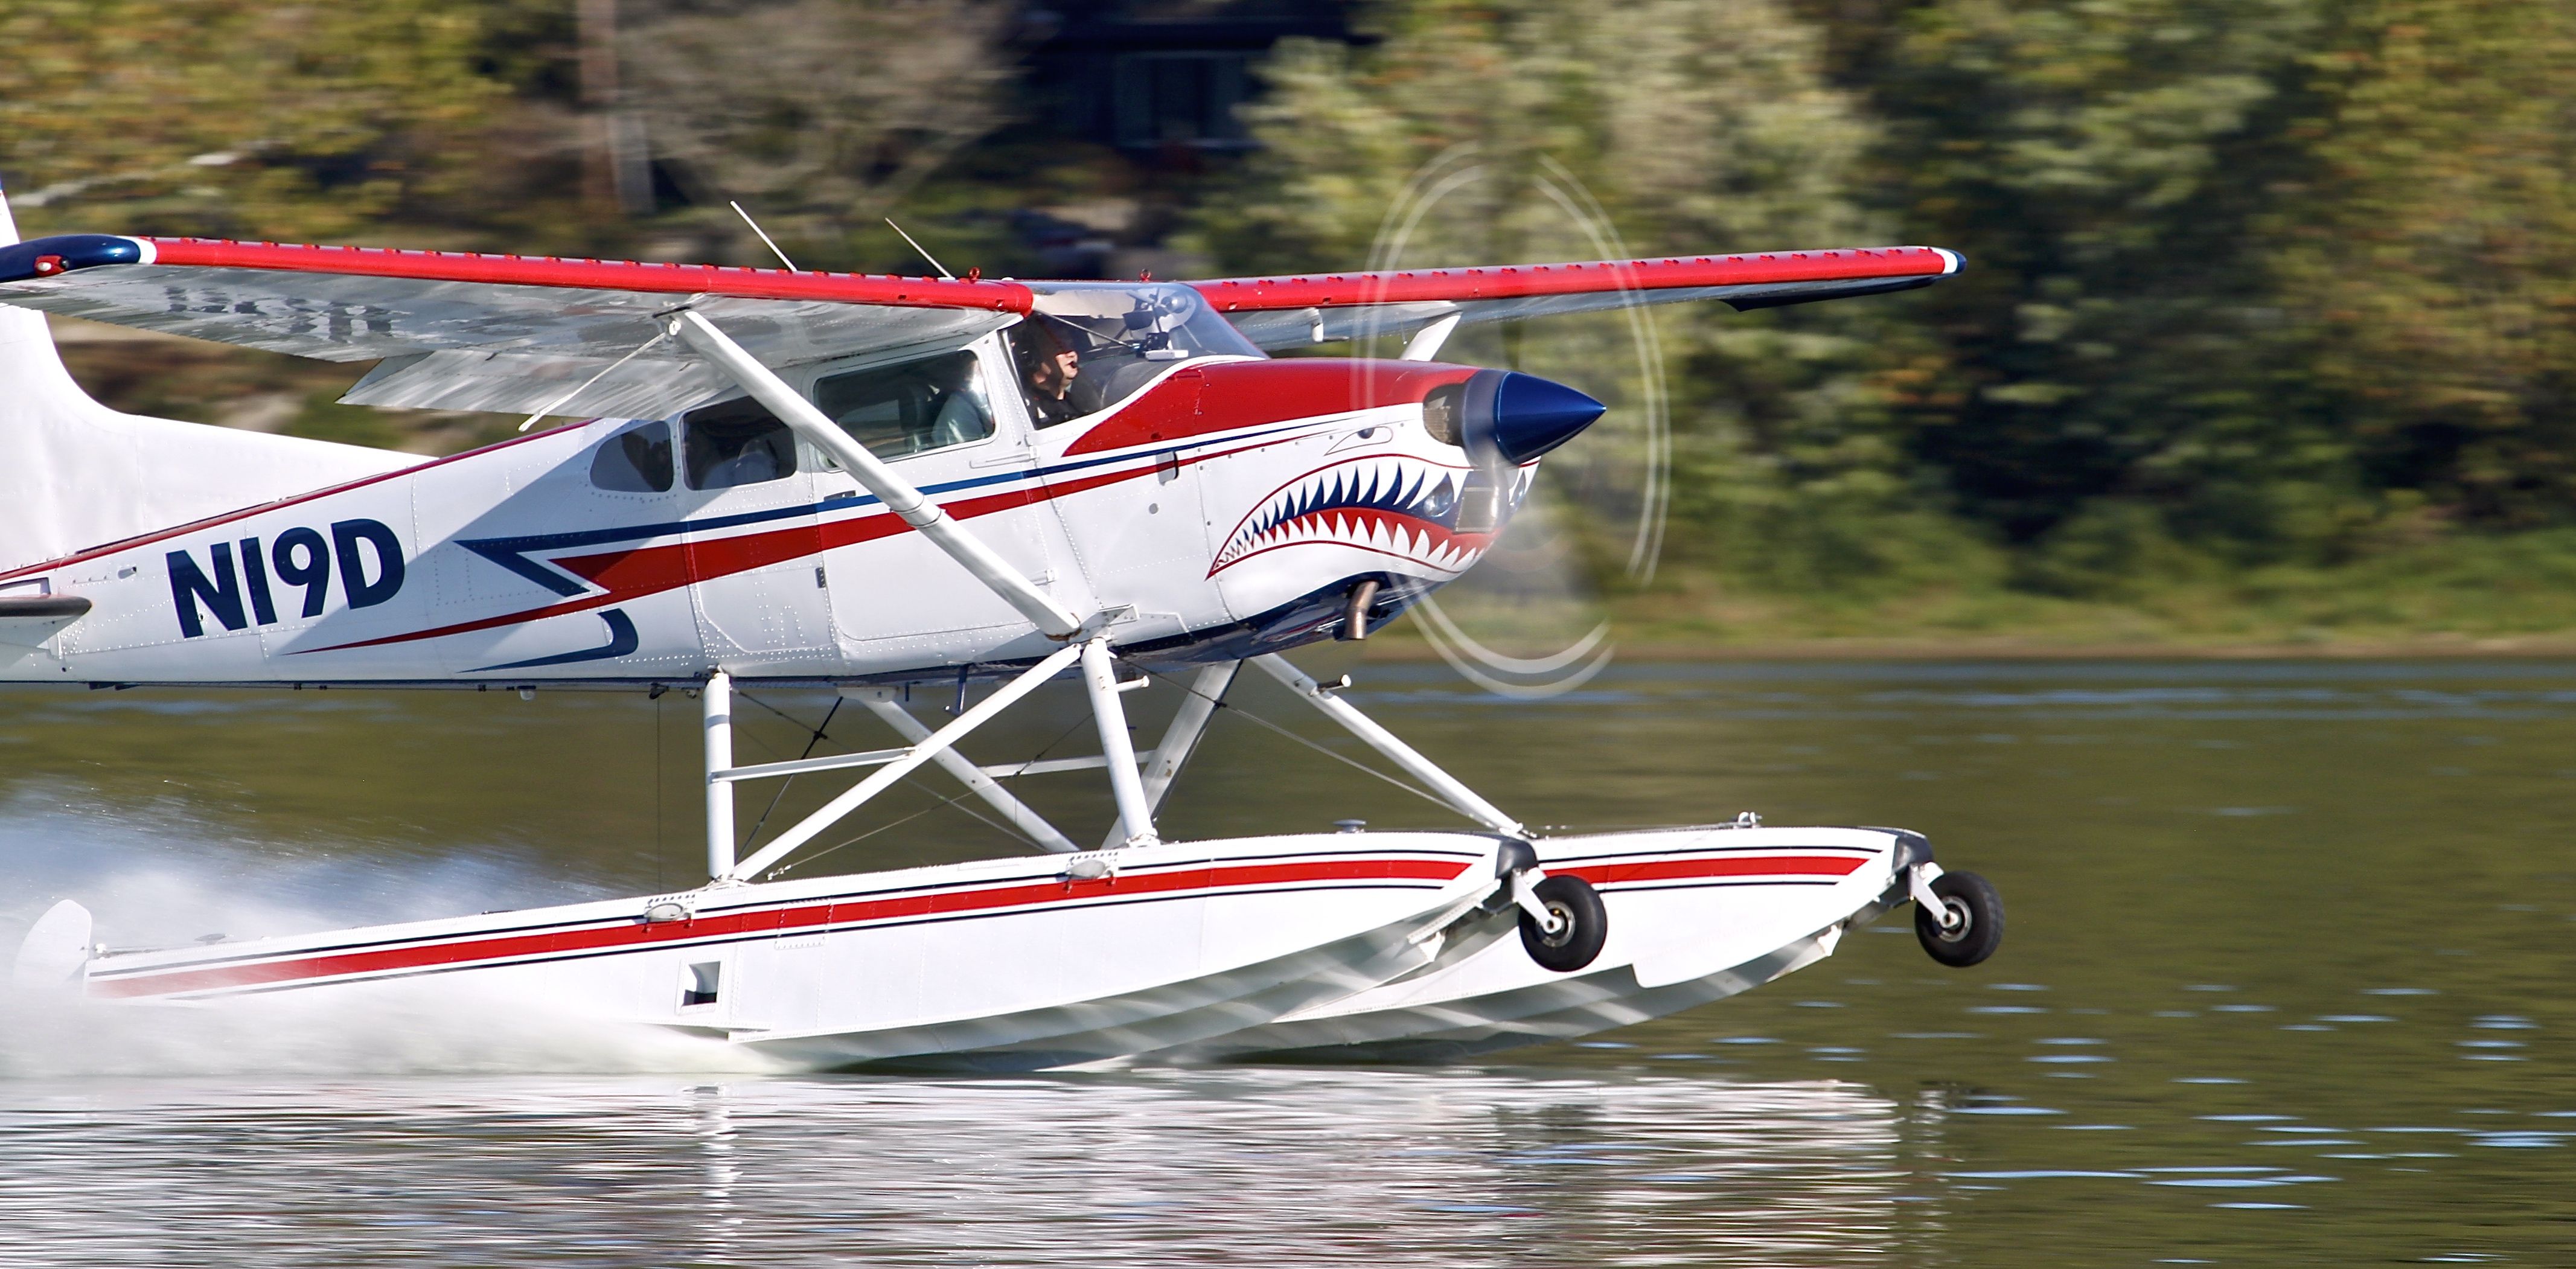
1211, 455, 1524, 577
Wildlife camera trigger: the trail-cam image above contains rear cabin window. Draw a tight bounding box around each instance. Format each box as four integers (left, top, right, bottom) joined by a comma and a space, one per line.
589, 420, 674, 492
813, 350, 994, 461
683, 398, 797, 490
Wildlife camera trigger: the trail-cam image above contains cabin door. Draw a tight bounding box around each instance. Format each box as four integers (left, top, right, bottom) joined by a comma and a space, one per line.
673, 395, 834, 677
819, 336, 1093, 674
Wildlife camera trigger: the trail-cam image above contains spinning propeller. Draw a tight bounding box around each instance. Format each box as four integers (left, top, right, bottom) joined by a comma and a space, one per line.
1345, 149, 1672, 698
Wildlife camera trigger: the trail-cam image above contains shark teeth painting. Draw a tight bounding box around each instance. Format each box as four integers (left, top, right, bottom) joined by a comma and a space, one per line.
1210, 455, 1529, 578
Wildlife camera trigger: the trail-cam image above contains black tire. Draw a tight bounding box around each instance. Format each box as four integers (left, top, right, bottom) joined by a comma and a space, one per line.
1915, 870, 2004, 968
1518, 874, 1608, 973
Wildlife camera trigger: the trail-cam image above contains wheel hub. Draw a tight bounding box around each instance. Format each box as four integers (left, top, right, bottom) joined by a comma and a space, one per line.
1535, 900, 1577, 947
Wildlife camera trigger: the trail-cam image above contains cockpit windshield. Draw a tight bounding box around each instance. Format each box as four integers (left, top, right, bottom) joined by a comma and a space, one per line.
1007, 283, 1264, 427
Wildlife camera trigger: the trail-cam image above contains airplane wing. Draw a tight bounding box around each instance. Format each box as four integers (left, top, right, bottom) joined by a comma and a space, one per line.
0, 234, 1030, 419
1191, 246, 1961, 350
0, 232, 1960, 416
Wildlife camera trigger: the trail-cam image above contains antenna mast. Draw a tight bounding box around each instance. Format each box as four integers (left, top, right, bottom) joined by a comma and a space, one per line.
884, 219, 957, 280
729, 200, 799, 271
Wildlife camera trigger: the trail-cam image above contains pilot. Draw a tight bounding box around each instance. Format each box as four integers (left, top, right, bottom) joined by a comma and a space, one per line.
1013, 317, 1104, 426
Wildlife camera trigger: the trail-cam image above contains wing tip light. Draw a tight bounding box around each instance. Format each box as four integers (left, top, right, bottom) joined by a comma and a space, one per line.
0, 234, 153, 284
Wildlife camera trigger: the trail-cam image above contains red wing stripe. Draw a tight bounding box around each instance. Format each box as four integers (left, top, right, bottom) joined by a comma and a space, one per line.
1191, 248, 1957, 312
1558, 854, 1869, 887
142, 238, 1032, 313
91, 856, 1469, 999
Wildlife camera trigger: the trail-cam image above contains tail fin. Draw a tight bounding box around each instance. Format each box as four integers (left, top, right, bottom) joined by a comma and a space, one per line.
0, 183, 415, 574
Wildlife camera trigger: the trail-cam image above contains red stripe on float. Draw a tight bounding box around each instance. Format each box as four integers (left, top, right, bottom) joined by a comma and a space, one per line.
1558, 854, 1868, 887
91, 855, 1472, 999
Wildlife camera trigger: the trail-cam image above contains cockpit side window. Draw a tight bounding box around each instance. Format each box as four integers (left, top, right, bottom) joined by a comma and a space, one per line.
813, 350, 995, 459
1008, 317, 1108, 429
683, 397, 797, 490
590, 420, 674, 492
1008, 283, 1264, 427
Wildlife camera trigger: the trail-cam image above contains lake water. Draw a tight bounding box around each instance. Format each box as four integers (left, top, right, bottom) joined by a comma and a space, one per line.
2, 659, 2571, 1265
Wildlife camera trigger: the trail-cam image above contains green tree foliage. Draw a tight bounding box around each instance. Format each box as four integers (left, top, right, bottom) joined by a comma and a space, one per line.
1834, 0, 2342, 560
622, 0, 1017, 265
2267, 0, 2576, 529
1197, 0, 1874, 272
0, 0, 513, 241
1807, 0, 2576, 594
1191, 0, 1978, 591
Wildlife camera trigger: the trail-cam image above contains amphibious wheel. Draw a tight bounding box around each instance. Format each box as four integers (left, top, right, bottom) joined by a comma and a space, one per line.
1914, 870, 2004, 968
1519, 874, 1608, 973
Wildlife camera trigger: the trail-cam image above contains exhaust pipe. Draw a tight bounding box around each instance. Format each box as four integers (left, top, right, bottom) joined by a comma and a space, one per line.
1336, 578, 1381, 641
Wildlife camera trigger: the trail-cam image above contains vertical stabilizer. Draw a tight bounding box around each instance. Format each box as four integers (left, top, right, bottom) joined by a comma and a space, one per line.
0, 182, 418, 574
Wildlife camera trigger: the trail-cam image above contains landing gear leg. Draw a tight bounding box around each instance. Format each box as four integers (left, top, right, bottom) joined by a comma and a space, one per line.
1909, 863, 2004, 967
1516, 871, 1607, 973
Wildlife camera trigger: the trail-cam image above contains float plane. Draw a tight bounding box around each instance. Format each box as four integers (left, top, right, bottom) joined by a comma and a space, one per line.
0, 184, 1999, 1067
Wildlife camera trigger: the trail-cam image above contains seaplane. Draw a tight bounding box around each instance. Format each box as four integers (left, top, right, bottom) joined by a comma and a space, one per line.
0, 179, 2002, 1069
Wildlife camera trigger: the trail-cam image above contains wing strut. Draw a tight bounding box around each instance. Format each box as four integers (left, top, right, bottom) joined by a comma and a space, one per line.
666, 309, 1083, 637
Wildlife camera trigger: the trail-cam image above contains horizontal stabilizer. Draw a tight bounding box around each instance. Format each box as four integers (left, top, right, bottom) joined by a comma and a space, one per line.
0, 593, 89, 618
0, 592, 89, 650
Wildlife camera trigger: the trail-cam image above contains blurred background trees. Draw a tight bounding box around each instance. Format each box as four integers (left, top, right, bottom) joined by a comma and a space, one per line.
0, 0, 514, 242
622, 0, 1017, 263
5, 0, 2572, 641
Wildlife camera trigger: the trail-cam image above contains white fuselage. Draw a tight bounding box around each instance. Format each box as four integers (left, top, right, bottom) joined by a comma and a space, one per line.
0, 339, 1512, 687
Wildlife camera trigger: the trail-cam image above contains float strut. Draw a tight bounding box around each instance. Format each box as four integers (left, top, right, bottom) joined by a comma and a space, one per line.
1145, 660, 1237, 813
725, 642, 1087, 881
1083, 639, 1160, 848
703, 669, 737, 881
1098, 660, 1238, 850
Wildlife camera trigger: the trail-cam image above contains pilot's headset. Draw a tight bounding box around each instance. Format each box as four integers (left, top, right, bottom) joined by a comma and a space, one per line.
1011, 315, 1085, 383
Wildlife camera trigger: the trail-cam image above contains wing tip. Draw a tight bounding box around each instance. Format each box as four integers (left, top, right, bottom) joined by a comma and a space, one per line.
0, 234, 154, 284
